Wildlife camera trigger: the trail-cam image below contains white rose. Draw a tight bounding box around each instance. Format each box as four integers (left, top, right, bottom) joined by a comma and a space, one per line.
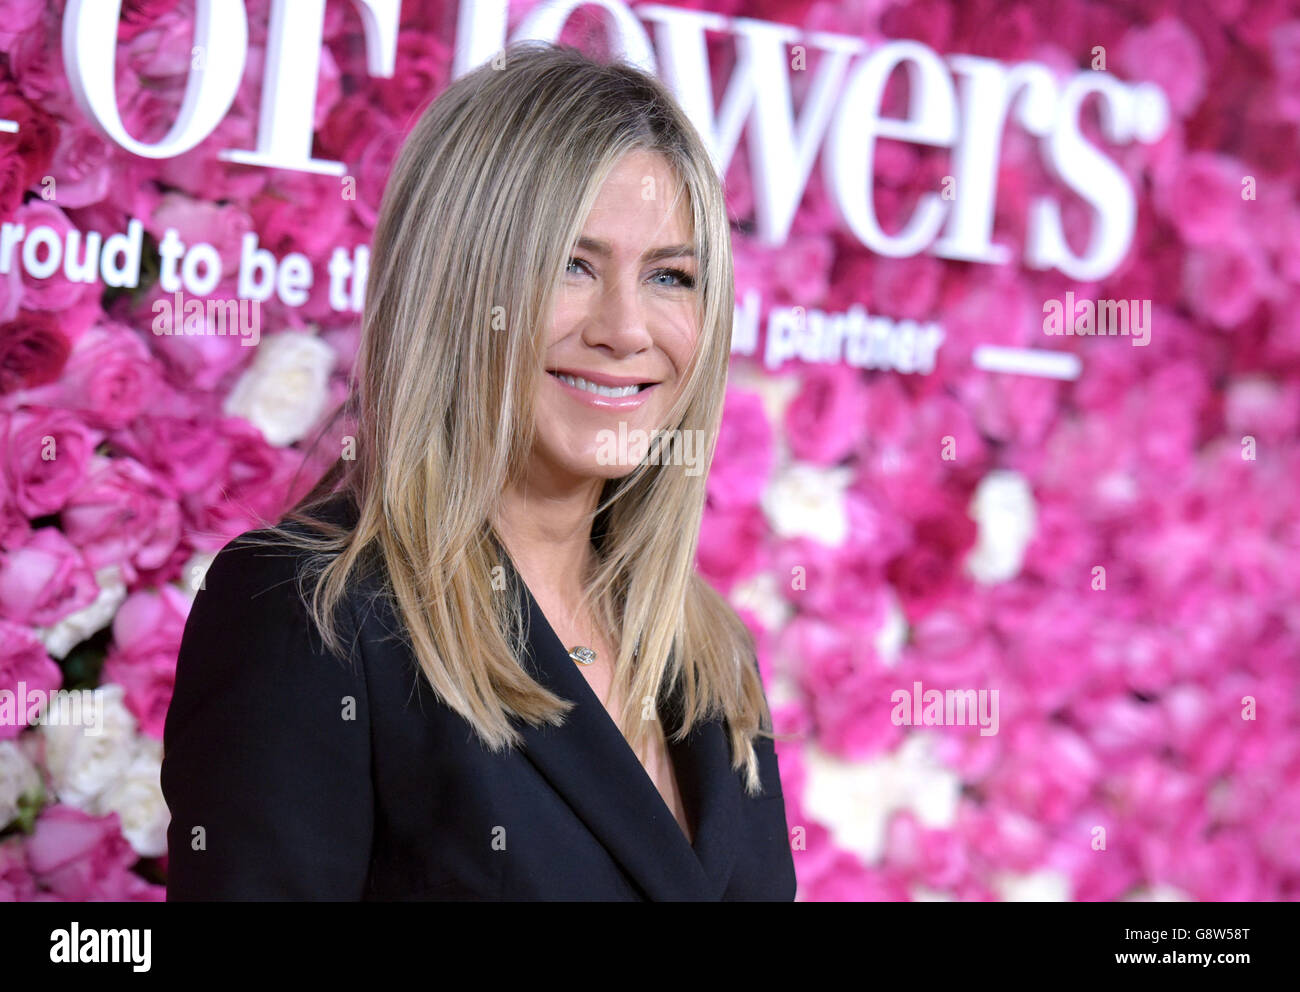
37, 566, 127, 660
101, 735, 170, 858
729, 362, 802, 425
1124, 884, 1192, 901
993, 868, 1071, 902
727, 571, 791, 634
761, 463, 852, 546
223, 330, 336, 447
41, 683, 137, 814
800, 734, 960, 865
0, 739, 42, 829
873, 586, 908, 667
965, 469, 1037, 584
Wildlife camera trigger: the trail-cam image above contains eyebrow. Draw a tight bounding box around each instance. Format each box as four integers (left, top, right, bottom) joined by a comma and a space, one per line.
574, 237, 695, 263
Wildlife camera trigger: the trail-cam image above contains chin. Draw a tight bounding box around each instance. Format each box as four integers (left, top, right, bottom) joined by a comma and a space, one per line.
561, 448, 646, 482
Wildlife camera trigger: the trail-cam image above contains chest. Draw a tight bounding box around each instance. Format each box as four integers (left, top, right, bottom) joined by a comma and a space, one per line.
554, 630, 694, 847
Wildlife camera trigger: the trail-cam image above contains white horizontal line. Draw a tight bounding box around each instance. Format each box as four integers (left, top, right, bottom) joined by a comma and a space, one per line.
972, 345, 1082, 380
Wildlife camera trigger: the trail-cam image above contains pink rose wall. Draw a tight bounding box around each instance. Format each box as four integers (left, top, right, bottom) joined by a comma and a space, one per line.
1, 0, 1299, 901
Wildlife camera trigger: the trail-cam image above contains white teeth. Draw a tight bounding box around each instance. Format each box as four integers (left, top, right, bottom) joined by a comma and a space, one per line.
554, 372, 642, 397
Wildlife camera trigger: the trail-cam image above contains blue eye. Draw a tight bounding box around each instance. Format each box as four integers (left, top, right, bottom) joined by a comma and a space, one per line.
565, 257, 696, 290
654, 268, 696, 289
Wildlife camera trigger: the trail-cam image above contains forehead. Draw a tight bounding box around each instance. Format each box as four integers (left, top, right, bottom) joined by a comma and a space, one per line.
581, 149, 693, 247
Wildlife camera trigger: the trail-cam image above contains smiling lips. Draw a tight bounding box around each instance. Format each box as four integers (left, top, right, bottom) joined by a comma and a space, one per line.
547, 368, 660, 410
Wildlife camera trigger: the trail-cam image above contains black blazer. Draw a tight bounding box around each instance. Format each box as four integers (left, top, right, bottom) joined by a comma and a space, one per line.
161, 494, 797, 900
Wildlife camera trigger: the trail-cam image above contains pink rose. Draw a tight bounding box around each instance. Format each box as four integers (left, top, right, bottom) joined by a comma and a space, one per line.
957, 804, 1049, 874
770, 533, 895, 633
706, 388, 773, 510
11, 201, 101, 314
1118, 17, 1206, 118
907, 591, 1001, 686
371, 32, 452, 121
61, 456, 182, 585
884, 810, 969, 891
989, 583, 1108, 710
0, 310, 70, 394
878, 0, 953, 50
121, 1, 192, 72
0, 81, 57, 214
870, 253, 945, 321
1224, 376, 1300, 446
781, 616, 865, 698
955, 365, 1062, 451
884, 487, 978, 623
55, 323, 161, 430
1155, 152, 1245, 246
121, 413, 229, 496
0, 527, 98, 628
983, 724, 1101, 829
0, 0, 43, 47
148, 193, 254, 273
5, 8, 70, 117
25, 805, 164, 901
767, 235, 835, 310
46, 120, 114, 210
320, 93, 395, 165
0, 620, 62, 741
101, 584, 190, 739
115, 66, 184, 149
1182, 235, 1271, 329
0, 836, 38, 901
134, 276, 255, 392
799, 849, 914, 902
117, 0, 185, 41
157, 113, 268, 203
184, 417, 296, 546
0, 135, 27, 226
0, 407, 100, 517
780, 617, 904, 759
696, 503, 768, 593
353, 126, 403, 228
1270, 22, 1300, 123
784, 363, 870, 466
0, 501, 29, 548
250, 172, 350, 261
1156, 829, 1267, 901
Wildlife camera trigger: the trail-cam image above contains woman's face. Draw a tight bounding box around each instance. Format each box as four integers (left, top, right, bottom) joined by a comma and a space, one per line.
532, 149, 701, 485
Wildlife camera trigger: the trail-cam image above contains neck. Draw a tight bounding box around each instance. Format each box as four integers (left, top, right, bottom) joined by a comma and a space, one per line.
493, 462, 605, 605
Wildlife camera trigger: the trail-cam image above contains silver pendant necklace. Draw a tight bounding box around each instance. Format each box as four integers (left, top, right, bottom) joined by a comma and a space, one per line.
568, 646, 597, 666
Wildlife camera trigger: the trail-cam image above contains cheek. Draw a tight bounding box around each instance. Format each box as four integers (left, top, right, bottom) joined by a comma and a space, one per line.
661, 317, 702, 380
547, 299, 581, 345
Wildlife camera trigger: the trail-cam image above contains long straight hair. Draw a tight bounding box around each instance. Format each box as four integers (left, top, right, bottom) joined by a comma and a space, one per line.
261, 40, 772, 793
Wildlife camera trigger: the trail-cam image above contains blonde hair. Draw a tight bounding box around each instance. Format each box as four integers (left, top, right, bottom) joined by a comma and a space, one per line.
266, 40, 773, 793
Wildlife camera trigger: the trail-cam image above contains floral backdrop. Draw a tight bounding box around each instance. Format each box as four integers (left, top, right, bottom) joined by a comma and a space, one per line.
2, 0, 1299, 901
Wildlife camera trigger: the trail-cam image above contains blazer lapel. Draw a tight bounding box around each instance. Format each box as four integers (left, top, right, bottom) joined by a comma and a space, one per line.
504, 556, 742, 900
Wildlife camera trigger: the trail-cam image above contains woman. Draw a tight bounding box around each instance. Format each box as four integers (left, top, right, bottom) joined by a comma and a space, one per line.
161, 41, 796, 901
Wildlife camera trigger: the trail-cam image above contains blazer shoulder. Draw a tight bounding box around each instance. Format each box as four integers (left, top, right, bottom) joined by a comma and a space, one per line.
162, 499, 377, 899
195, 491, 375, 632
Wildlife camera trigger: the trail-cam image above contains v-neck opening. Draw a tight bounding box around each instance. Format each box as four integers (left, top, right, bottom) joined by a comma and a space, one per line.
531, 587, 702, 855
500, 549, 703, 859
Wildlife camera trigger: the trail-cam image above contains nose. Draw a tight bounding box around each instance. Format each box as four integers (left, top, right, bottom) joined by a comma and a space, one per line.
581, 270, 655, 358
